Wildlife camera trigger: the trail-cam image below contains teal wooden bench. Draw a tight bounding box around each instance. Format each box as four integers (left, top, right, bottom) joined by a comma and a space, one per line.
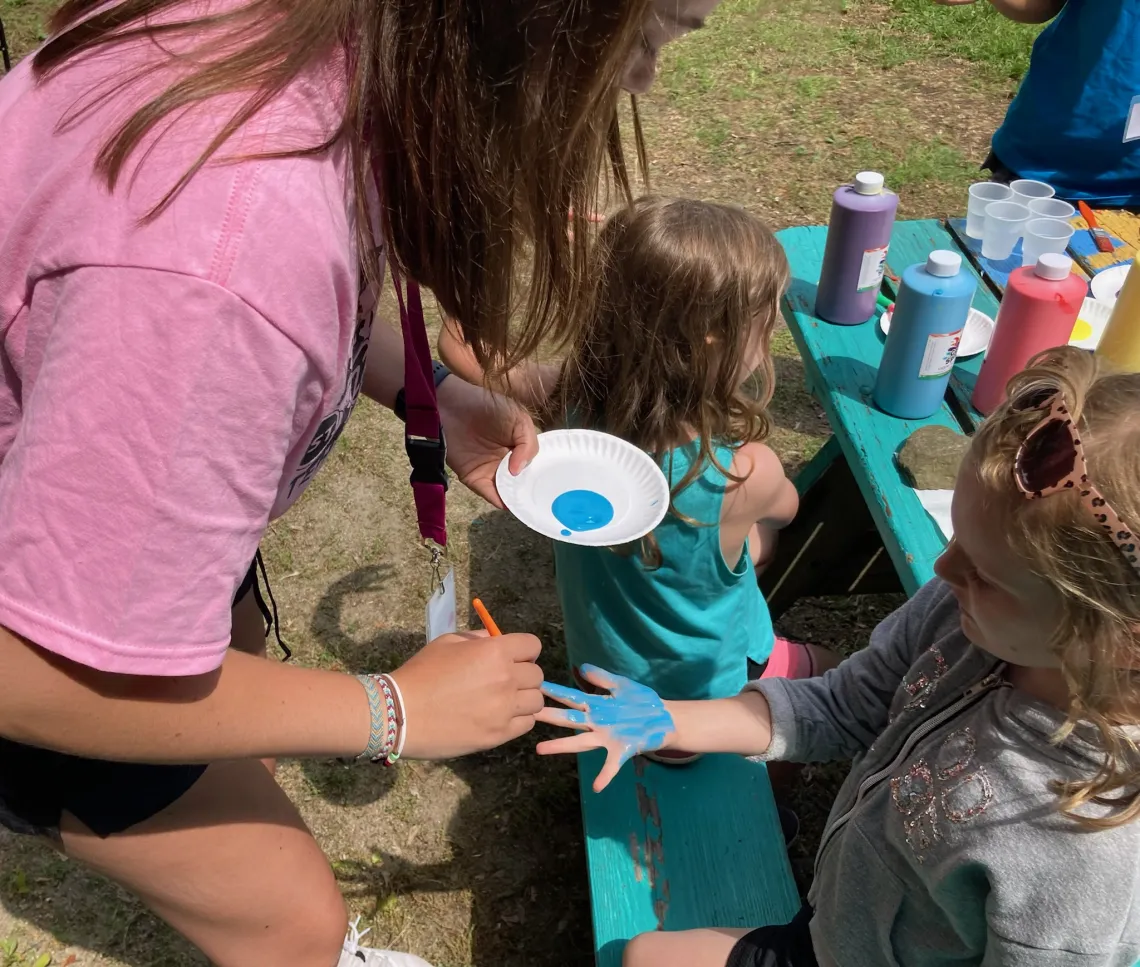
576, 748, 799, 966
760, 219, 994, 616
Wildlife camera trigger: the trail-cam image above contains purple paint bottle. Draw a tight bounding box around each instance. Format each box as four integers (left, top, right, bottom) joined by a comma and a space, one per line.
815, 171, 899, 325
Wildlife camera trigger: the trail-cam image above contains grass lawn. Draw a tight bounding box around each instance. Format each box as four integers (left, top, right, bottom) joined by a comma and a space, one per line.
0, 2, 1038, 965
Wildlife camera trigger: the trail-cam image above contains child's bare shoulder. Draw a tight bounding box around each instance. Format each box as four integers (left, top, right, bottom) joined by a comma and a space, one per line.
728, 441, 787, 491
722, 441, 795, 521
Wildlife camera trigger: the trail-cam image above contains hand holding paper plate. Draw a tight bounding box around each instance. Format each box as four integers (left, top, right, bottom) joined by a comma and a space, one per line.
495, 429, 670, 546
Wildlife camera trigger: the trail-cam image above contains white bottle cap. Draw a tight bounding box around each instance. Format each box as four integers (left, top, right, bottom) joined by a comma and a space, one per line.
1034, 253, 1073, 281
854, 171, 885, 195
926, 250, 962, 278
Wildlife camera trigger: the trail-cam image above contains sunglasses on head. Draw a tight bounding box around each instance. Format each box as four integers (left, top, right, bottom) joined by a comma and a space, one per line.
1012, 387, 1140, 576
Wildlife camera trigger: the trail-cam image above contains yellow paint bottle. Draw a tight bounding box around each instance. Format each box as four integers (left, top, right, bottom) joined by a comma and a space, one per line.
1095, 262, 1140, 372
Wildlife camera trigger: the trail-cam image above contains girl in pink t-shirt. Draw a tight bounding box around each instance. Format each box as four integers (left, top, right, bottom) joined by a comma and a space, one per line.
0, 0, 719, 964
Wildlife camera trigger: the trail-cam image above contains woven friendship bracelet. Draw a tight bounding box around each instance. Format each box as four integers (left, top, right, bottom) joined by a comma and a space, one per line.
382, 674, 408, 766
356, 674, 398, 763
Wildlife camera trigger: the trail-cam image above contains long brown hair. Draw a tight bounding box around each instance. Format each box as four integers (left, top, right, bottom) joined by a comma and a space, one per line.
547, 196, 788, 562
972, 347, 1140, 828
33, 0, 651, 369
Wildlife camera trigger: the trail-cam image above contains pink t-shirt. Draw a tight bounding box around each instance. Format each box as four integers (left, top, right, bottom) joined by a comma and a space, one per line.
0, 36, 379, 675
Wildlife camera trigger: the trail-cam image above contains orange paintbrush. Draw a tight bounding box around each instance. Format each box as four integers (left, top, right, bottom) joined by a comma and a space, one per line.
1078, 201, 1114, 254
472, 599, 502, 637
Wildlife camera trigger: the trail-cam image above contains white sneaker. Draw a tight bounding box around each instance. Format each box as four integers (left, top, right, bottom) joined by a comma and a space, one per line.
338, 918, 435, 967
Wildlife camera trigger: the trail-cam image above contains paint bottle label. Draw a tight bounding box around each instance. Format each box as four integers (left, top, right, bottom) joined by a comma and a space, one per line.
857, 245, 890, 291
919, 330, 963, 379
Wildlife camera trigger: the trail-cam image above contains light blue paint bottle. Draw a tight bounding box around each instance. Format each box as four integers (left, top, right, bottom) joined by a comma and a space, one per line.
873, 250, 976, 420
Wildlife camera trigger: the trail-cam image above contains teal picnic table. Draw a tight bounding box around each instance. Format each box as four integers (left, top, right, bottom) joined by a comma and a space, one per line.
758, 219, 989, 615
761, 212, 1136, 617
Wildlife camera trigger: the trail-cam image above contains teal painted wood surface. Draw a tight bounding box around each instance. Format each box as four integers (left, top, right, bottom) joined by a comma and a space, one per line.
776, 220, 981, 592
578, 750, 799, 967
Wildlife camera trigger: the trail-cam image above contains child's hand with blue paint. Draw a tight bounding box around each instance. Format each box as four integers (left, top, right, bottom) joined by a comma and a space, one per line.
535, 665, 676, 792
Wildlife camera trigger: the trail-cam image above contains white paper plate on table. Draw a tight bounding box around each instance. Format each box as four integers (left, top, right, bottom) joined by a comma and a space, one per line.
495, 429, 670, 546
1069, 297, 1112, 351
1090, 264, 1130, 306
880, 307, 994, 358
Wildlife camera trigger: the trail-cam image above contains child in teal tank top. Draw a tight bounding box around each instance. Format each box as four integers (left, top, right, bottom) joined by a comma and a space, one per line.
438, 197, 818, 709
497, 196, 802, 709
541, 197, 799, 705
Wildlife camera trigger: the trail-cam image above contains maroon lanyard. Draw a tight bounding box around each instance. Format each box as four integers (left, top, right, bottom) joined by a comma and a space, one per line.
390, 266, 448, 548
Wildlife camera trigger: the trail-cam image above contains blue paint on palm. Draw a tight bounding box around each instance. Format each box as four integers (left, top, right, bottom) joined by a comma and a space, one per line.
552, 490, 613, 533
542, 666, 675, 766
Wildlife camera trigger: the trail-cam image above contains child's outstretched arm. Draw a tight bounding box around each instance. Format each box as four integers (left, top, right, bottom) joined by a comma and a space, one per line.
536, 665, 774, 791
934, 0, 1065, 25
721, 441, 799, 573
437, 316, 563, 410
539, 580, 957, 790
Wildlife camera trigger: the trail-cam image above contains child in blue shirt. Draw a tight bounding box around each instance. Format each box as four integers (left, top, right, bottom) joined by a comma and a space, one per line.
942, 0, 1140, 207
440, 197, 834, 741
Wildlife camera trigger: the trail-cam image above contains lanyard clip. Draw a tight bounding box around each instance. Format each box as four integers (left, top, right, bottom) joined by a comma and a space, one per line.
426, 541, 446, 595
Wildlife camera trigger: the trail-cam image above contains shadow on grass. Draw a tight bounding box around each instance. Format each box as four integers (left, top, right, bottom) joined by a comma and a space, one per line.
302, 511, 593, 967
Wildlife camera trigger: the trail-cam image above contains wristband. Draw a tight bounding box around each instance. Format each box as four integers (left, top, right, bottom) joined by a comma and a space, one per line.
385, 673, 408, 765
355, 674, 398, 763
393, 361, 452, 423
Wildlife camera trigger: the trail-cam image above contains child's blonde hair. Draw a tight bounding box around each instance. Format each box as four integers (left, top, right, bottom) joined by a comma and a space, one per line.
972, 346, 1140, 828
546, 196, 788, 562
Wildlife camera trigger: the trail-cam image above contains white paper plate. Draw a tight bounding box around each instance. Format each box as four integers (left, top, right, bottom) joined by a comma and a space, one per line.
495, 429, 670, 546
1090, 264, 1130, 306
880, 306, 994, 358
1069, 297, 1111, 351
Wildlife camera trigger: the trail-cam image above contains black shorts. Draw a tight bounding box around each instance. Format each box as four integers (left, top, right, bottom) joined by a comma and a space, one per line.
727, 906, 817, 967
0, 554, 274, 840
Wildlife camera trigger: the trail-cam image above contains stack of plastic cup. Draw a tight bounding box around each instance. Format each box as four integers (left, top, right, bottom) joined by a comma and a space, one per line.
1028, 197, 1075, 223
1011, 179, 1055, 207
982, 202, 1031, 260
966, 182, 1013, 239
1021, 218, 1075, 267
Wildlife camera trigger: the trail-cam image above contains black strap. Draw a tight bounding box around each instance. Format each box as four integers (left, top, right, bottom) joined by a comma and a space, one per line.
253, 550, 291, 661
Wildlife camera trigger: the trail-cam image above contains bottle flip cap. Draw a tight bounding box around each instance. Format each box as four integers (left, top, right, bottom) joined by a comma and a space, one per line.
926, 250, 962, 278
1034, 252, 1073, 281
854, 171, 885, 195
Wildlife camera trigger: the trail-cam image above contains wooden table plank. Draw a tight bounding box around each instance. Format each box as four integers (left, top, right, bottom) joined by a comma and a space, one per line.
776, 222, 967, 593
579, 751, 800, 967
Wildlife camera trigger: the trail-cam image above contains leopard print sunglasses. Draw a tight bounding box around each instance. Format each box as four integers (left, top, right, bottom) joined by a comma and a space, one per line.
1012, 388, 1140, 575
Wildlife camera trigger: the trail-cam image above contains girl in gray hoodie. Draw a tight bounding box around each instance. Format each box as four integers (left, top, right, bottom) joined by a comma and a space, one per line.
538, 345, 1140, 967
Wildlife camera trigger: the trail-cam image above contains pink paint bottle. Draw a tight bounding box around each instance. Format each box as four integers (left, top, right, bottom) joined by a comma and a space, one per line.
971, 253, 1086, 415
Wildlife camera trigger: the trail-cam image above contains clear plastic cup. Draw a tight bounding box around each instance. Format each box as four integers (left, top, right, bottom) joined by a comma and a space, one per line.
1010, 179, 1055, 207
966, 182, 1014, 239
982, 201, 1031, 260
1021, 217, 1075, 267
1028, 197, 1075, 222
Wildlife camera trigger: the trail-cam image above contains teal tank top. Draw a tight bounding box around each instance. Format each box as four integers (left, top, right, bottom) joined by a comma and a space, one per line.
554, 439, 775, 701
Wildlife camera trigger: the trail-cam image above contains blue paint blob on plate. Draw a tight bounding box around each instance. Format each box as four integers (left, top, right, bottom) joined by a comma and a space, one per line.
561, 529, 571, 537
552, 490, 614, 533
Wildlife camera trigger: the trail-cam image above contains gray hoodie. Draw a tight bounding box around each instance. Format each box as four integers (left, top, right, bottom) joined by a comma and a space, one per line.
750, 579, 1140, 967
